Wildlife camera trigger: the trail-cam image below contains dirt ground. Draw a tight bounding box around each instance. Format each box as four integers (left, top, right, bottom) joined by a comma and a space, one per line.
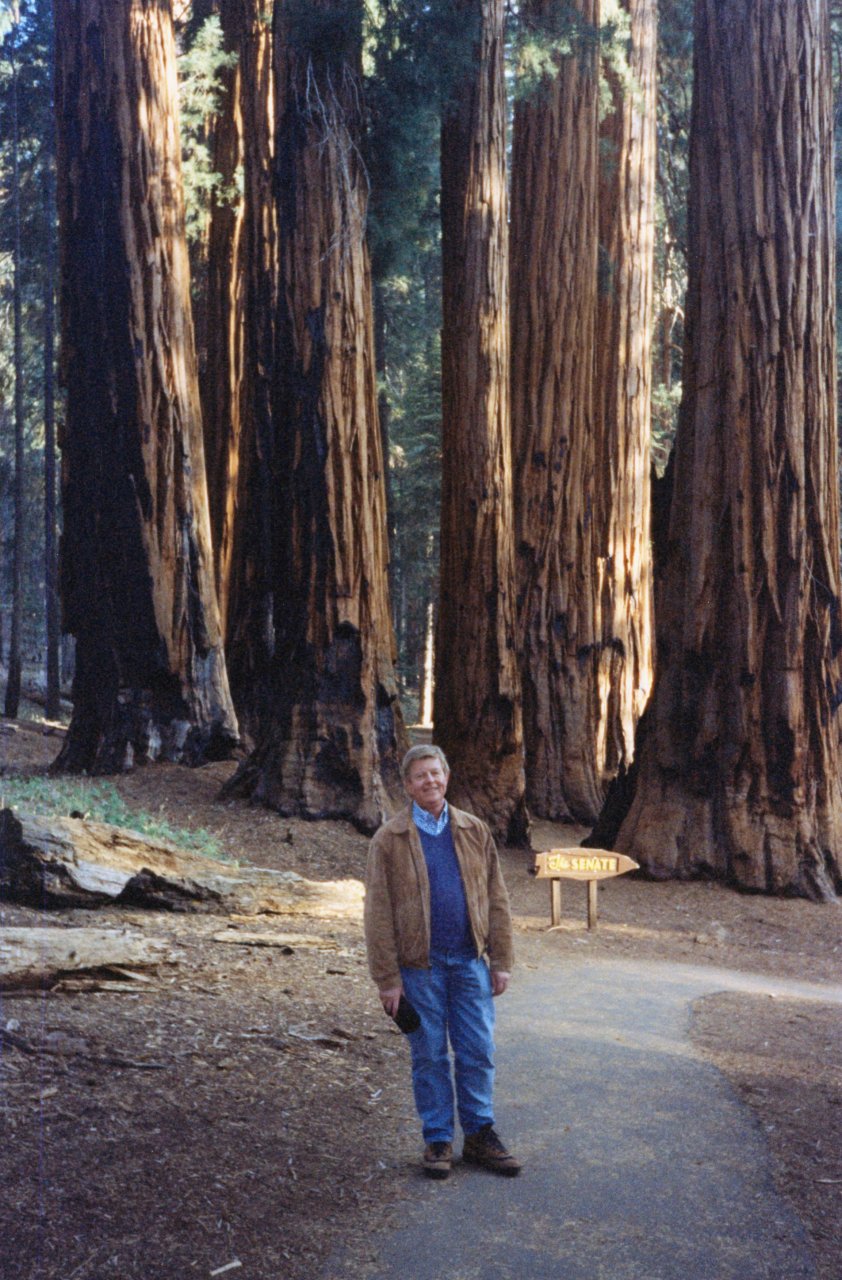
1, 718, 841, 1280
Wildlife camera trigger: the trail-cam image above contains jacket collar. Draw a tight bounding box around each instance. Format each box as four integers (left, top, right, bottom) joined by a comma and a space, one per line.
388, 805, 413, 834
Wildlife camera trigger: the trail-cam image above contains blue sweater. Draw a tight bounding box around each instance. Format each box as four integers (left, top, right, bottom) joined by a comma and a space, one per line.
416, 822, 475, 957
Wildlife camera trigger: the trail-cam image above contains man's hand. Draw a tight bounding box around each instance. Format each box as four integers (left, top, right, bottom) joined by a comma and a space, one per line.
491, 970, 510, 997
379, 985, 403, 1017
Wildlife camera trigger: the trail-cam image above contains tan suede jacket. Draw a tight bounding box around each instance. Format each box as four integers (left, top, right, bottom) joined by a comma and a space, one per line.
364, 804, 514, 991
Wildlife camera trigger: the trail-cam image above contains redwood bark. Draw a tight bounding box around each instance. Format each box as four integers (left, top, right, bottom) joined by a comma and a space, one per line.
510, 0, 601, 822
224, 1, 407, 831
53, 0, 238, 771
435, 0, 528, 844
616, 0, 842, 901
223, 0, 278, 737
202, 0, 245, 641
593, 0, 657, 780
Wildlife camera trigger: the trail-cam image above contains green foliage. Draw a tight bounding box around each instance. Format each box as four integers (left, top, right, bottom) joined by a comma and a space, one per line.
361, 3, 454, 706
285, 0, 365, 61
512, 0, 634, 117
512, 0, 601, 102
365, 0, 480, 112
651, 382, 682, 477
364, 0, 476, 280
178, 14, 239, 244
598, 0, 637, 121
0, 4, 15, 43
0, 775, 228, 861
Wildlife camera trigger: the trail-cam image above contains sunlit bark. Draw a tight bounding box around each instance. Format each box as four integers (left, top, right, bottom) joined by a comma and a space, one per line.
224, 0, 407, 831
202, 0, 245, 642
593, 0, 657, 783
616, 0, 842, 900
436, 0, 528, 844
53, 0, 238, 770
510, 0, 601, 822
224, 0, 278, 735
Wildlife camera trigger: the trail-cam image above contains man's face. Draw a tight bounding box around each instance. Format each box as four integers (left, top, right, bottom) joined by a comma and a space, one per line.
404, 755, 450, 815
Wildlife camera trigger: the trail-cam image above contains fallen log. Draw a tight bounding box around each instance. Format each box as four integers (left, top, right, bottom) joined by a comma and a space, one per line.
0, 926, 179, 990
0, 809, 364, 920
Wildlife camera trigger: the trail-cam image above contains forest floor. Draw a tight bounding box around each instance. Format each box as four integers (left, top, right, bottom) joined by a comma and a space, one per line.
1, 716, 841, 1280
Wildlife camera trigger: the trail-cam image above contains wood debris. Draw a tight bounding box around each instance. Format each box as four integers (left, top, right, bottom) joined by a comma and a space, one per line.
0, 926, 180, 991
210, 930, 340, 951
0, 808, 364, 920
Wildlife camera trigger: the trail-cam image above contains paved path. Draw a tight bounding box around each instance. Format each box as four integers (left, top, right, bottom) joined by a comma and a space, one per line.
343, 955, 842, 1280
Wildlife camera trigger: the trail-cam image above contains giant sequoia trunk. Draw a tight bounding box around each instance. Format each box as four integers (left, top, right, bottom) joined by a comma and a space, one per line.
435, 0, 528, 844
224, 1, 406, 831
592, 0, 657, 779
222, 0, 278, 738
53, 0, 238, 771
509, 0, 601, 823
615, 0, 842, 901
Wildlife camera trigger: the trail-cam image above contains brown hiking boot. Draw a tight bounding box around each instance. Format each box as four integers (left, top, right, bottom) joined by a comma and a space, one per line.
462, 1125, 521, 1177
422, 1141, 453, 1180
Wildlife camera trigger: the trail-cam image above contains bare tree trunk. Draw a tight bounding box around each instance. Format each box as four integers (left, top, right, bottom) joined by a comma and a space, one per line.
53, 0, 238, 771
592, 0, 657, 780
616, 0, 842, 901
510, 0, 600, 823
224, 1, 407, 832
223, 0, 278, 739
5, 19, 25, 721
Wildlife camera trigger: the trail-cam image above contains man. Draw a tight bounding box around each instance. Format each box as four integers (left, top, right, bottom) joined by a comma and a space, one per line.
364, 744, 521, 1180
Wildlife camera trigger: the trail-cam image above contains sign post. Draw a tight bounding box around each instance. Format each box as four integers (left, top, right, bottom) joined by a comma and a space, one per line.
533, 848, 639, 930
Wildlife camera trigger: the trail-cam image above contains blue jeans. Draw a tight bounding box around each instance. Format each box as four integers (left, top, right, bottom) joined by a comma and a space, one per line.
400, 952, 496, 1144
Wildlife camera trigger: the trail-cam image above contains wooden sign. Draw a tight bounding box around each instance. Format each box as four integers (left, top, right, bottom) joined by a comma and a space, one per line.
534, 849, 639, 882
533, 847, 639, 930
